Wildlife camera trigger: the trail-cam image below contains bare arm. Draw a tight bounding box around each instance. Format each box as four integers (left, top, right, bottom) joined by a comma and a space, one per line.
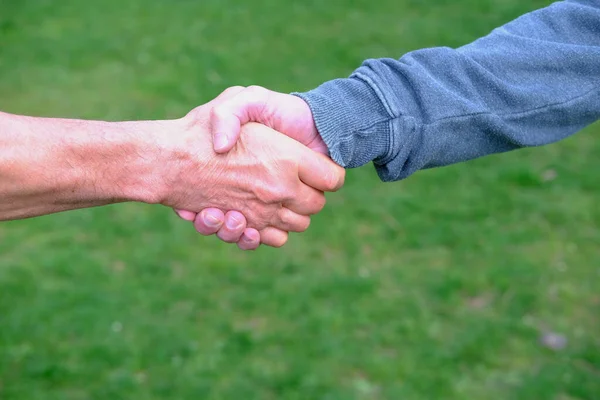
0, 104, 344, 247
0, 111, 164, 220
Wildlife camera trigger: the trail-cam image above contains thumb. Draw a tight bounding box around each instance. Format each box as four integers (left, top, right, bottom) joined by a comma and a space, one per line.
210, 86, 271, 153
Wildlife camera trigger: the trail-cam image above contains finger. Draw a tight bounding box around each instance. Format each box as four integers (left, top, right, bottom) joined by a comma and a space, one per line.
216, 211, 247, 243
210, 86, 271, 153
237, 228, 260, 251
298, 149, 346, 192
259, 227, 289, 248
174, 209, 197, 222
283, 184, 326, 216
271, 207, 311, 233
194, 208, 225, 235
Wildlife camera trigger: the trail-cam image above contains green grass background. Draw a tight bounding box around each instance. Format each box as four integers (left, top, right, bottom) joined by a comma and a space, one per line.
1, 0, 599, 399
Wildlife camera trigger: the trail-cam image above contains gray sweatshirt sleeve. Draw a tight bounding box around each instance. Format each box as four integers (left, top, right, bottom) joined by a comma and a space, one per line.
293, 0, 600, 182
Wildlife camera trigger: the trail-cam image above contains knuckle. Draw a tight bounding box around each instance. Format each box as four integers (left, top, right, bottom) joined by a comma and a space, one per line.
246, 85, 267, 95
277, 209, 290, 225
278, 208, 294, 226
210, 104, 228, 121
246, 210, 270, 231
279, 187, 295, 202
277, 209, 310, 233
222, 85, 245, 96
254, 185, 273, 204
185, 105, 203, 121
255, 183, 289, 204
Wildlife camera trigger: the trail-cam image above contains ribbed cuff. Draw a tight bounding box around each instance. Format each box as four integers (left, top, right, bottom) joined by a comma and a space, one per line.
292, 76, 393, 169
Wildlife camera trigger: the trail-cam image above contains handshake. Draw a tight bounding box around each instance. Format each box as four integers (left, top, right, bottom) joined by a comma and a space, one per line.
166, 86, 345, 250
4, 1, 590, 252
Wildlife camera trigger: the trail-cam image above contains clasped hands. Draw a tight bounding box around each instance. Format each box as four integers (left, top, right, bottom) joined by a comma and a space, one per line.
169, 86, 344, 250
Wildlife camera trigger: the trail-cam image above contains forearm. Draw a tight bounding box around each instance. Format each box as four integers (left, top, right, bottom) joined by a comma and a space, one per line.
296, 0, 600, 181
0, 111, 167, 220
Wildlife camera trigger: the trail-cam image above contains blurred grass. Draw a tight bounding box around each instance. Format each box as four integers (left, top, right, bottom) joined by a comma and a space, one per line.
1, 0, 599, 399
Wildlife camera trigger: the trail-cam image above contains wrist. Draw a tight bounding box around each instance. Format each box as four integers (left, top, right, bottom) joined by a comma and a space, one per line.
293, 77, 392, 169
52, 118, 174, 207
74, 110, 215, 210
94, 119, 175, 206
120, 114, 216, 209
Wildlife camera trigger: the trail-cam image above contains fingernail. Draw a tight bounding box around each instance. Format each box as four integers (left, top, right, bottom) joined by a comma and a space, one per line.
204, 212, 222, 228
214, 133, 228, 151
226, 215, 242, 230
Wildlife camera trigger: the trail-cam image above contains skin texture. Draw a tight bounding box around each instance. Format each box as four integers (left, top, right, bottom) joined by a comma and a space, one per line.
169, 110, 344, 247
180, 86, 323, 250
0, 90, 344, 248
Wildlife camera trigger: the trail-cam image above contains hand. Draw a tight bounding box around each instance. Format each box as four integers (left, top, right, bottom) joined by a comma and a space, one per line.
165, 93, 344, 248
211, 85, 325, 154
176, 86, 332, 249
